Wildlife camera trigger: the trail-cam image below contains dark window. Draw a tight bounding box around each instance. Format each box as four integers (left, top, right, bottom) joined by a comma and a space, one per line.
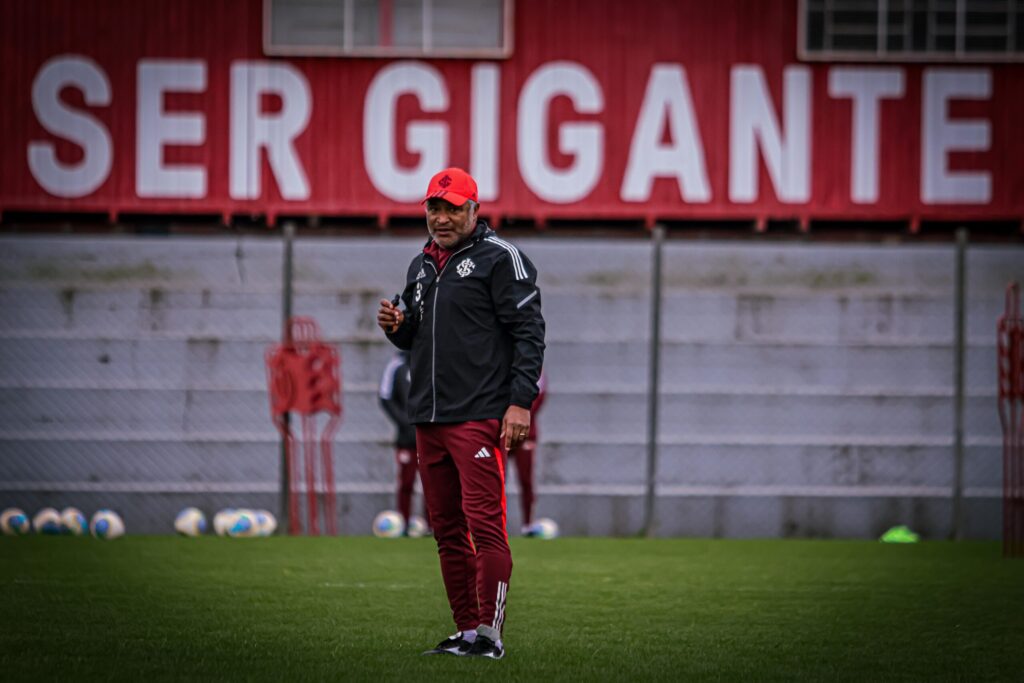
800, 0, 1024, 61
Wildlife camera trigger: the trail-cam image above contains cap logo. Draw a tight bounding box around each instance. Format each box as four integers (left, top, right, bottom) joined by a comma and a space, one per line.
438, 175, 452, 188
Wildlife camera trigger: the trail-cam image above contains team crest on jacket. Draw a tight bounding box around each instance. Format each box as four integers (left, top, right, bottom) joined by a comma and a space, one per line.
456, 258, 475, 277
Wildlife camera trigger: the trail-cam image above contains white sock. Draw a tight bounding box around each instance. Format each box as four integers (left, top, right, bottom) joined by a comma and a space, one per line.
462, 629, 477, 643
475, 625, 503, 647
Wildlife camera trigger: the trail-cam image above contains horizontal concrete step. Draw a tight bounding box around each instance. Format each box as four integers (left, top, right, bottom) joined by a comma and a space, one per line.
0, 327, 999, 393
0, 236, 285, 288
538, 441, 1000, 489
547, 339, 998, 390
0, 386, 393, 436
0, 333, 1000, 392
0, 335, 398, 388
0, 435, 1000, 490
0, 288, 280, 336
0, 384, 1003, 438
5, 236, 1019, 296
544, 392, 1001, 438
0, 437, 393, 484
0, 382, 999, 440
5, 284, 1003, 343
659, 241, 955, 292
0, 287, 389, 340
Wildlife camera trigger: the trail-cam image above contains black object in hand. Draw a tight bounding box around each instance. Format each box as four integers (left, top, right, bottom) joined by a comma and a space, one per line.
389, 294, 401, 332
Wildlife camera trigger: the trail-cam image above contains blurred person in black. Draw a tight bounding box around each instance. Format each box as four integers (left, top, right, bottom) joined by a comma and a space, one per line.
510, 371, 547, 536
379, 350, 429, 534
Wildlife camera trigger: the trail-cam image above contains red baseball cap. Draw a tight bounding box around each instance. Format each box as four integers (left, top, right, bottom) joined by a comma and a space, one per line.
422, 167, 478, 207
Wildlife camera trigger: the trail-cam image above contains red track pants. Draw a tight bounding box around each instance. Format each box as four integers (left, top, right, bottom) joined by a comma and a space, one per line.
395, 448, 429, 528
416, 419, 511, 634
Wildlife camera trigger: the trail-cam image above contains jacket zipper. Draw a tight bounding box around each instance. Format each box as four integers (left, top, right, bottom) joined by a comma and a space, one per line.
429, 240, 476, 423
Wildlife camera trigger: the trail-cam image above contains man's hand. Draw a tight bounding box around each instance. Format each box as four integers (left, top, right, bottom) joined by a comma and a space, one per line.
500, 405, 531, 451
377, 298, 404, 333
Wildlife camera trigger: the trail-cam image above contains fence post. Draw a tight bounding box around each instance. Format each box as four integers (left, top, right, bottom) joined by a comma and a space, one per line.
280, 221, 296, 531
951, 226, 968, 540
642, 225, 665, 538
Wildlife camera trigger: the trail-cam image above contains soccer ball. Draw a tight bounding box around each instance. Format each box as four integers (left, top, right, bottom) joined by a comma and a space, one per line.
253, 509, 277, 537
213, 508, 237, 536
33, 507, 62, 534
372, 510, 405, 538
60, 507, 88, 535
214, 508, 258, 537
532, 517, 559, 540
1, 508, 30, 535
90, 510, 125, 540
406, 514, 429, 538
174, 507, 207, 537
228, 509, 259, 537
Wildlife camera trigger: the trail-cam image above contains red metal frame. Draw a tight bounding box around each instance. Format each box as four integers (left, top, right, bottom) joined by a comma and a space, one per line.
997, 282, 1023, 557
266, 316, 342, 536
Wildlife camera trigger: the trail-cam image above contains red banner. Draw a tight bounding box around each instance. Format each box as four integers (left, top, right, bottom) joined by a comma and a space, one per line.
2, 0, 1022, 226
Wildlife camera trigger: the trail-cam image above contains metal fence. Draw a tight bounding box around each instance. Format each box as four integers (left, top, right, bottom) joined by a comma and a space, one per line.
0, 230, 1020, 538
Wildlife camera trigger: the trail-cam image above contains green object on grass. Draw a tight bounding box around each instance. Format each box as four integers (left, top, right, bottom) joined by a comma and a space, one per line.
880, 525, 920, 543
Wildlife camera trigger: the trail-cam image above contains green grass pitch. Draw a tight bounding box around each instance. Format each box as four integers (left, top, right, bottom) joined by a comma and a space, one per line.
2, 536, 1022, 681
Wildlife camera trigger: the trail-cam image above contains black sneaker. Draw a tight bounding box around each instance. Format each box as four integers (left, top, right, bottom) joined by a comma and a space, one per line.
421, 632, 472, 656
465, 635, 505, 659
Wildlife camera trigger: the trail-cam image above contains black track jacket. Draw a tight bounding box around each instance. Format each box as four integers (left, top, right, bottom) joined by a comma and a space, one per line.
379, 353, 417, 449
385, 221, 546, 425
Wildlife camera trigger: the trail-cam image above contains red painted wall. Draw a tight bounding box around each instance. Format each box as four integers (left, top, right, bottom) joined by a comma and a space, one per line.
2, 0, 1021, 225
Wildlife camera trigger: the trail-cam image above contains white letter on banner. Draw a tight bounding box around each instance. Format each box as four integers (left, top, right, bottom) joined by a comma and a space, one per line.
828, 67, 905, 204
27, 56, 112, 198
137, 60, 207, 198
364, 62, 449, 202
921, 69, 992, 204
621, 64, 710, 203
230, 62, 311, 200
517, 61, 604, 204
729, 65, 811, 204
471, 63, 500, 202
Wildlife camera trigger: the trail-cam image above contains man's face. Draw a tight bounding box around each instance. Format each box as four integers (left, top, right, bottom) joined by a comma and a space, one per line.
426, 198, 477, 249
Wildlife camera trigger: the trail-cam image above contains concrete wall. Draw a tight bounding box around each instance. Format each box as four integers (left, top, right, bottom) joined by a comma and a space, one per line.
0, 234, 1020, 538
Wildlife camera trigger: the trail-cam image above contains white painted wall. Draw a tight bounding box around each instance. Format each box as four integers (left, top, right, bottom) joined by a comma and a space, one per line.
0, 234, 1019, 538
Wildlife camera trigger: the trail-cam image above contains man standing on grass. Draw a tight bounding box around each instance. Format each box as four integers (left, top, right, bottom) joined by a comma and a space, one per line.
377, 167, 545, 660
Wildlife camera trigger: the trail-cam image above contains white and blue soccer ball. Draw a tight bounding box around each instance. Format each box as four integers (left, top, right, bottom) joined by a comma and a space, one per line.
214, 508, 259, 537
253, 509, 277, 537
213, 508, 237, 537
372, 510, 405, 538
90, 509, 125, 540
229, 509, 259, 537
531, 517, 559, 540
406, 514, 429, 538
174, 507, 207, 537
33, 507, 62, 535
60, 507, 88, 535
1, 507, 31, 535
